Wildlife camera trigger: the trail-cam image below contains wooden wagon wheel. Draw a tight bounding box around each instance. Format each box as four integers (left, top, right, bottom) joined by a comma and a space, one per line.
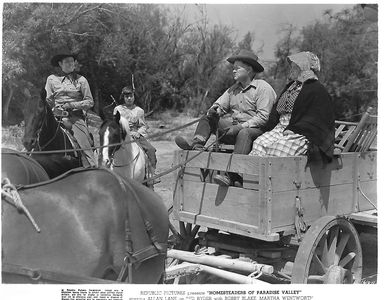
171, 221, 200, 251
167, 217, 200, 283
168, 206, 200, 251
291, 216, 362, 284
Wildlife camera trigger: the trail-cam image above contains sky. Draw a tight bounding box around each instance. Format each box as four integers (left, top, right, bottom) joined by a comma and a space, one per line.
166, 3, 354, 61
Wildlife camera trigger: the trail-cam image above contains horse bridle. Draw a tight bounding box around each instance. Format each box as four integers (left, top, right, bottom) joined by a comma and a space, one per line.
32, 105, 66, 151
104, 128, 140, 168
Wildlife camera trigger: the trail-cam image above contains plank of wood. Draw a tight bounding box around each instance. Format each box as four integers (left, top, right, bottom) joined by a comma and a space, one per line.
348, 209, 377, 223
181, 167, 205, 182
357, 180, 377, 211
270, 183, 360, 230
243, 174, 260, 190
335, 120, 359, 126
180, 181, 263, 227
268, 153, 376, 192
178, 211, 280, 242
178, 151, 260, 175
181, 167, 260, 190
335, 123, 347, 138
339, 126, 356, 147
358, 152, 377, 181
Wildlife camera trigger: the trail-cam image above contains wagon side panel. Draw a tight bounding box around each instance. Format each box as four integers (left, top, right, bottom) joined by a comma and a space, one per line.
357, 152, 377, 211
269, 153, 375, 233
172, 151, 272, 239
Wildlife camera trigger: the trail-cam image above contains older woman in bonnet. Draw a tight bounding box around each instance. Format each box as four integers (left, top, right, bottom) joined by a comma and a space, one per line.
250, 51, 335, 161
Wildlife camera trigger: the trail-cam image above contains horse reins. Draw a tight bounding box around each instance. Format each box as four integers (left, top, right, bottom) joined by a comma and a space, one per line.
110, 141, 141, 168
33, 106, 77, 159
33, 106, 63, 151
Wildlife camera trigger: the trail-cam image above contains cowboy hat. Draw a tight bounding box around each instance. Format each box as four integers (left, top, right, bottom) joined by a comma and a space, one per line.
50, 47, 77, 67
227, 49, 264, 73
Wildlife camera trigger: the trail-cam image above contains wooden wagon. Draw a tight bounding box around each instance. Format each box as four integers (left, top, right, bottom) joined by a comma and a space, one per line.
168, 108, 377, 284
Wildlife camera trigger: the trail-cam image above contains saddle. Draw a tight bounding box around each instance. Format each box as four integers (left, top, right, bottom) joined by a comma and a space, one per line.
54, 109, 95, 166
133, 140, 160, 186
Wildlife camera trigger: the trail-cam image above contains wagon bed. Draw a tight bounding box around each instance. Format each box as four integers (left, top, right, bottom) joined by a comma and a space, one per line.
169, 108, 377, 284
173, 150, 376, 242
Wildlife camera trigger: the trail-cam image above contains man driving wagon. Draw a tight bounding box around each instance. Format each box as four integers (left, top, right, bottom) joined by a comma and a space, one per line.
175, 49, 277, 187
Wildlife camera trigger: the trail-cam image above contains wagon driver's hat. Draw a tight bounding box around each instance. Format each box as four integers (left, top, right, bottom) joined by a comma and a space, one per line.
50, 46, 77, 67
227, 49, 264, 73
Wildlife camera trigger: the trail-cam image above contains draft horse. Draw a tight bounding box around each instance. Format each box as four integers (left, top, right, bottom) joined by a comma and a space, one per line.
2, 168, 168, 283
22, 88, 83, 178
2, 148, 49, 185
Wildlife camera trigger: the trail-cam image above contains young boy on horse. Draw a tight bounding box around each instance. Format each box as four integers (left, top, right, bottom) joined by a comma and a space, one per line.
45, 47, 96, 167
113, 86, 158, 176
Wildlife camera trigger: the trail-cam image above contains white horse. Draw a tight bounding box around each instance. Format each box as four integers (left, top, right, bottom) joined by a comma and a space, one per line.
99, 111, 146, 182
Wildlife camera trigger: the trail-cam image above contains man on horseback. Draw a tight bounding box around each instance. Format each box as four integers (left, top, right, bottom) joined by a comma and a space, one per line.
45, 47, 96, 167
113, 86, 158, 177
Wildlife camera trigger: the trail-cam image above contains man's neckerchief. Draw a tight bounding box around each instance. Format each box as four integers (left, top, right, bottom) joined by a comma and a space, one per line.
55, 70, 80, 85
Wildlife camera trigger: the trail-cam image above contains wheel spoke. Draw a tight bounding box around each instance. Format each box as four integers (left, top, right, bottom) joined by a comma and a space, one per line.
169, 221, 182, 240
327, 227, 339, 266
179, 221, 187, 237
168, 205, 173, 215
191, 225, 201, 238
339, 252, 356, 268
334, 232, 350, 265
186, 223, 192, 235
312, 253, 328, 274
320, 236, 329, 266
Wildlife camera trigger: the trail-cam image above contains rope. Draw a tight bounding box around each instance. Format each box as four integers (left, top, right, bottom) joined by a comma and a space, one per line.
248, 269, 263, 280
357, 180, 377, 210
1, 178, 41, 233
22, 115, 205, 155
20, 115, 226, 185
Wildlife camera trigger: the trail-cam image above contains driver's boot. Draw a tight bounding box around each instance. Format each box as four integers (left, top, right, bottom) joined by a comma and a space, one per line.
175, 136, 205, 150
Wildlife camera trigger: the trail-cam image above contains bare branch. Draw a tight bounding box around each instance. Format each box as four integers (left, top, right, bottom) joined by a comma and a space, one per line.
55, 30, 96, 37
57, 4, 103, 28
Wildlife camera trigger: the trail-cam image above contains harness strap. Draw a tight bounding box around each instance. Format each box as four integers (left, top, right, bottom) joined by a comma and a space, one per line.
122, 180, 167, 256
116, 256, 133, 283
294, 196, 307, 240
1, 149, 47, 176
1, 178, 41, 233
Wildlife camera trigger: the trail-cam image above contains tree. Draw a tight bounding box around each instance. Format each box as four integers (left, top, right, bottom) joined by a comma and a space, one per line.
2, 3, 116, 123
2, 3, 238, 124
266, 5, 377, 120
299, 5, 377, 119
237, 32, 253, 51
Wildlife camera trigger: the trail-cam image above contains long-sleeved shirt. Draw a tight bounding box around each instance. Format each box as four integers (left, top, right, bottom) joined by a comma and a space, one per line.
45, 73, 94, 111
113, 105, 148, 137
214, 79, 277, 128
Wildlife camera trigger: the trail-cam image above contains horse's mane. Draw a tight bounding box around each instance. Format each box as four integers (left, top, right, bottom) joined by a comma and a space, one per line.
119, 116, 131, 136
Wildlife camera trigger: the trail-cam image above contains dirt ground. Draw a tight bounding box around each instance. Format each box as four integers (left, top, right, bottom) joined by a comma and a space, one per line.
152, 140, 378, 284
